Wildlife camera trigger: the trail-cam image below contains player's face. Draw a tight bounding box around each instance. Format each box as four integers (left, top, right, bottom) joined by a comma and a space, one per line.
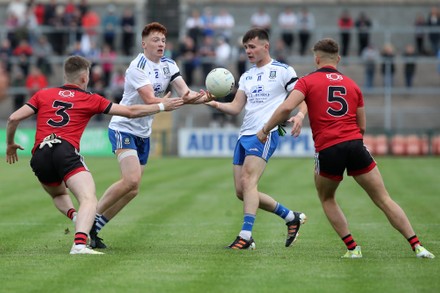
243, 37, 269, 65
142, 31, 166, 61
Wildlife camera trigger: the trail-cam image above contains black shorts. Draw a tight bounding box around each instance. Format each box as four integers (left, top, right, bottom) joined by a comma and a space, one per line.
30, 139, 88, 186
314, 139, 376, 181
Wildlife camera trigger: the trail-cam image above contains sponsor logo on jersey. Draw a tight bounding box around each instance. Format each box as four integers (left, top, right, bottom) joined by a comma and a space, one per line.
153, 83, 164, 95
326, 73, 343, 81
251, 85, 264, 94
58, 90, 75, 98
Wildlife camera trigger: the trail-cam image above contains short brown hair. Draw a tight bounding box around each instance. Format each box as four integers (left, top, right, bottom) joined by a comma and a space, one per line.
313, 38, 339, 55
64, 55, 90, 82
142, 22, 167, 38
242, 28, 269, 44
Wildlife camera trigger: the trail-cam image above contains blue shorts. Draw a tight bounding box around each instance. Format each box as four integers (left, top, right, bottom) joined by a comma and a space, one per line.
108, 129, 150, 165
233, 132, 279, 165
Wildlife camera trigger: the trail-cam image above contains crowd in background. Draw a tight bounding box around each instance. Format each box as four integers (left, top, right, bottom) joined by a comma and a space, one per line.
0, 1, 440, 117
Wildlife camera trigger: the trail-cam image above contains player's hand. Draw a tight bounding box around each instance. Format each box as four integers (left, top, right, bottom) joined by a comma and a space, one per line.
287, 112, 305, 137
256, 129, 268, 143
6, 144, 24, 164
201, 90, 216, 103
162, 91, 184, 111
182, 90, 204, 104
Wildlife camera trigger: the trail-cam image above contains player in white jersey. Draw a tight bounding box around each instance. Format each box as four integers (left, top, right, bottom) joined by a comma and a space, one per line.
204, 28, 308, 249
90, 22, 205, 248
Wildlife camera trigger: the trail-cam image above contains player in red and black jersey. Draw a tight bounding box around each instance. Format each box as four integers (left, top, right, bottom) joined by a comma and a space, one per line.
257, 38, 434, 259
6, 55, 183, 254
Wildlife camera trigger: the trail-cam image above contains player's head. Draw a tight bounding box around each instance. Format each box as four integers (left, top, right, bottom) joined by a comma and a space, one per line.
312, 38, 341, 67
142, 22, 167, 60
242, 28, 270, 66
64, 55, 90, 88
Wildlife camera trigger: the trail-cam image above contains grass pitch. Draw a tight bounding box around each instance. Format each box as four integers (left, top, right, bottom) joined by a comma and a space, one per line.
1, 157, 439, 293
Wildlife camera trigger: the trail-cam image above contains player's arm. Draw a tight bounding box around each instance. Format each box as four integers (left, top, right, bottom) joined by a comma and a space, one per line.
257, 89, 305, 142
108, 92, 183, 118
6, 105, 34, 164
205, 89, 246, 116
137, 84, 163, 104
356, 106, 366, 135
171, 77, 204, 104
287, 101, 308, 137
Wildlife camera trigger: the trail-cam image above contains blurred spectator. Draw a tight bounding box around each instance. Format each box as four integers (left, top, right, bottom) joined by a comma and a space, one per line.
10, 66, 25, 110
278, 7, 297, 52
25, 65, 48, 97
100, 43, 117, 87
65, 0, 76, 15
12, 38, 33, 76
414, 13, 427, 55
214, 8, 235, 43
201, 7, 216, 38
178, 35, 198, 86
45, 3, 67, 55
403, 44, 417, 88
120, 7, 135, 56
381, 43, 396, 88
361, 44, 379, 89
198, 35, 216, 78
0, 39, 13, 73
24, 4, 40, 46
7, 0, 27, 26
69, 40, 86, 56
273, 38, 288, 64
109, 66, 125, 104
33, 1, 45, 25
185, 9, 204, 48
164, 41, 177, 59
102, 4, 119, 49
297, 7, 315, 56
235, 37, 247, 77
0, 61, 9, 103
5, 13, 20, 49
33, 35, 53, 76
77, 0, 90, 19
426, 6, 440, 55
355, 11, 372, 56
338, 9, 354, 57
251, 7, 271, 35
215, 36, 232, 67
81, 7, 101, 48
88, 64, 103, 90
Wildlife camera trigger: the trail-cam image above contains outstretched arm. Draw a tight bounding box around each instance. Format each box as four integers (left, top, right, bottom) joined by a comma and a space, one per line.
205, 89, 246, 116
286, 101, 308, 137
6, 105, 34, 164
257, 89, 306, 142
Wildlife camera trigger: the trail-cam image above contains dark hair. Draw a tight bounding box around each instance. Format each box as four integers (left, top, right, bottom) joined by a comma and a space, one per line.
242, 28, 269, 43
313, 38, 339, 54
64, 55, 90, 79
142, 22, 167, 38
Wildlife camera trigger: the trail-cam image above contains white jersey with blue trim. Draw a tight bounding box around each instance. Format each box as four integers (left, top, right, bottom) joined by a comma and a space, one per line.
238, 59, 298, 136
109, 53, 182, 138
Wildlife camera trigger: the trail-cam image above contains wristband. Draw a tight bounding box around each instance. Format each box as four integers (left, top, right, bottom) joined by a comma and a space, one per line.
297, 112, 305, 119
158, 103, 165, 112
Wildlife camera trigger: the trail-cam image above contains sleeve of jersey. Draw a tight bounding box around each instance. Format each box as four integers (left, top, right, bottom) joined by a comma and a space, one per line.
130, 67, 151, 90
238, 74, 246, 91
25, 92, 39, 113
285, 66, 298, 92
169, 61, 182, 82
293, 78, 307, 96
356, 86, 365, 107
91, 94, 112, 114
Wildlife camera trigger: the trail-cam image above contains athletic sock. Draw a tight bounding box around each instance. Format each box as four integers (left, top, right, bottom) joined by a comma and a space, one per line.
238, 213, 256, 241
66, 208, 76, 220
74, 232, 88, 246
273, 202, 294, 222
95, 214, 109, 233
407, 235, 421, 251
342, 234, 358, 250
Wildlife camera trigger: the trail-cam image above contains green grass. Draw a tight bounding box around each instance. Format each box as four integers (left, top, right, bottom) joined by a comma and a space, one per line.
1, 157, 439, 293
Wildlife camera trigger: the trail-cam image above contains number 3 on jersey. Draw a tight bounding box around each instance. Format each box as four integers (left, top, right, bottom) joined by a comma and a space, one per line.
48, 100, 73, 127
